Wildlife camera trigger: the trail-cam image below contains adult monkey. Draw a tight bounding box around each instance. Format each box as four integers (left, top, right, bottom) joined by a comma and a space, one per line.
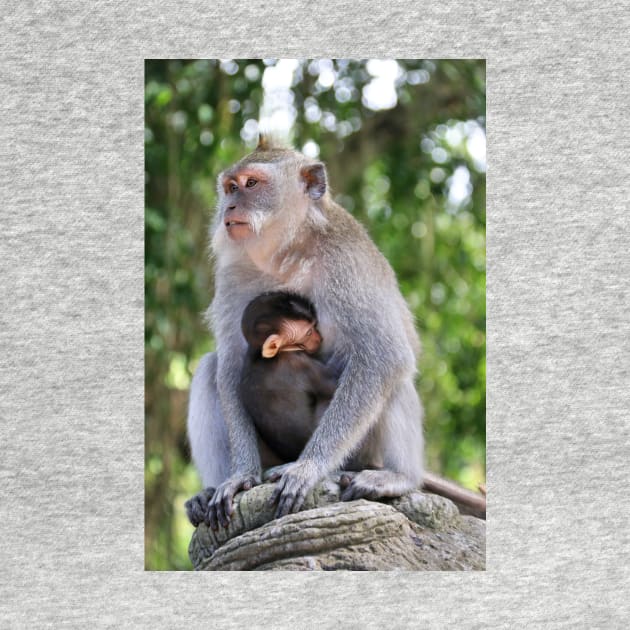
187, 136, 424, 528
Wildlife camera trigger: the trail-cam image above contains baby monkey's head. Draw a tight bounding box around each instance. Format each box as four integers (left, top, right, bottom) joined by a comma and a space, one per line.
241, 292, 322, 359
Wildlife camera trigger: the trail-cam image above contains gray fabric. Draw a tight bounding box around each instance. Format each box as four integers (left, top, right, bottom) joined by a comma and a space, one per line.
1, 2, 629, 627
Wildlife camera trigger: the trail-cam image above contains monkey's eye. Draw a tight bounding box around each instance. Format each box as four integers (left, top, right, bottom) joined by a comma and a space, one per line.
229, 182, 238, 193
306, 328, 313, 336
245, 178, 258, 188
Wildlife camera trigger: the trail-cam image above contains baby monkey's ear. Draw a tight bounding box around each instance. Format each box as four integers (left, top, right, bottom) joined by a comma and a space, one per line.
261, 334, 282, 358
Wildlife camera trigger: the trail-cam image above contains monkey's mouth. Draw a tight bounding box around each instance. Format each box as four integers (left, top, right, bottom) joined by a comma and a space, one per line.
225, 220, 252, 240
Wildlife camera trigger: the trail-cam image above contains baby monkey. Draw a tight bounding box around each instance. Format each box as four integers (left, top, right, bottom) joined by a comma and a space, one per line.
239, 292, 339, 463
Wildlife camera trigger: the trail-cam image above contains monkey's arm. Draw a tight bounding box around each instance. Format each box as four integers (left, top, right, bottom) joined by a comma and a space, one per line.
205, 350, 263, 529
206, 284, 266, 529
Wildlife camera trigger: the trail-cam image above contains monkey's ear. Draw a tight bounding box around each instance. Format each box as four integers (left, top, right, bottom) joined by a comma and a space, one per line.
261, 334, 282, 358
301, 163, 327, 200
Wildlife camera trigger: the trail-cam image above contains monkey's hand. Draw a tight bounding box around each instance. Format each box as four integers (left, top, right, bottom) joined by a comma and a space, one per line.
185, 486, 216, 527
268, 460, 321, 518
206, 473, 260, 530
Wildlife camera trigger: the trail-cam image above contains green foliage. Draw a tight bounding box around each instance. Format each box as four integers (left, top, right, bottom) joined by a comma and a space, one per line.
145, 59, 486, 570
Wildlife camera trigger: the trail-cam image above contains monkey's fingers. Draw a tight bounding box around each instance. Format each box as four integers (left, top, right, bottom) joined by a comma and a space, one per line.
340, 484, 361, 501
206, 502, 219, 531
209, 475, 259, 528
338, 472, 356, 489
206, 497, 223, 530
267, 461, 317, 517
275, 491, 296, 518
220, 493, 234, 527
206, 486, 231, 529
269, 476, 292, 516
274, 480, 308, 518
238, 474, 259, 496
289, 488, 308, 514
212, 492, 230, 529
269, 482, 283, 508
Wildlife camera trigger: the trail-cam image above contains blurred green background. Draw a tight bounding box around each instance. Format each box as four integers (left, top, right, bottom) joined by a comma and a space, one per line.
145, 59, 486, 570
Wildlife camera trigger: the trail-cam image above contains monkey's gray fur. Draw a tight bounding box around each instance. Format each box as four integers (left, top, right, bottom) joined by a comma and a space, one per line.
186, 137, 424, 528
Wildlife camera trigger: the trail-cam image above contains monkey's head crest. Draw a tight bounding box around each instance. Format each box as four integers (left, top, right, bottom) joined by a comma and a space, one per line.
255, 133, 290, 153
233, 133, 298, 168
256, 134, 272, 151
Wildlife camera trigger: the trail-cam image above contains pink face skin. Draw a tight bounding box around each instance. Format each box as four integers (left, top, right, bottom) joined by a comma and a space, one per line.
279, 319, 322, 354
221, 168, 268, 241
262, 319, 322, 358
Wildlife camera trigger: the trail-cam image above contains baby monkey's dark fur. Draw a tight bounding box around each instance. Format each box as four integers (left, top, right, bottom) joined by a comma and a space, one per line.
239, 292, 338, 462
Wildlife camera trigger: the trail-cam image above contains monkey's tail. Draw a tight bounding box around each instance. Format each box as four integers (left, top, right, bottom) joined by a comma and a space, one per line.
422, 471, 486, 520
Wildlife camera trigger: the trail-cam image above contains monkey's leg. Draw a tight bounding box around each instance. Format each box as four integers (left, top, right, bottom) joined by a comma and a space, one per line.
186, 353, 230, 526
184, 486, 215, 527
340, 379, 424, 502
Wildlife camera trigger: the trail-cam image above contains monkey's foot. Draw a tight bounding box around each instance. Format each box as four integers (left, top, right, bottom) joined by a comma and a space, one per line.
339, 469, 416, 501
185, 487, 216, 527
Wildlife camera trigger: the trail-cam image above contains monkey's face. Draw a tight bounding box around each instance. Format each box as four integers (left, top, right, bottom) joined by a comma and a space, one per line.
261, 319, 322, 358
219, 164, 281, 241
215, 150, 328, 252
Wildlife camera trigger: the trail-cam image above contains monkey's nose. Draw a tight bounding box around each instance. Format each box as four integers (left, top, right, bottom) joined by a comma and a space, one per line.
228, 204, 236, 211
